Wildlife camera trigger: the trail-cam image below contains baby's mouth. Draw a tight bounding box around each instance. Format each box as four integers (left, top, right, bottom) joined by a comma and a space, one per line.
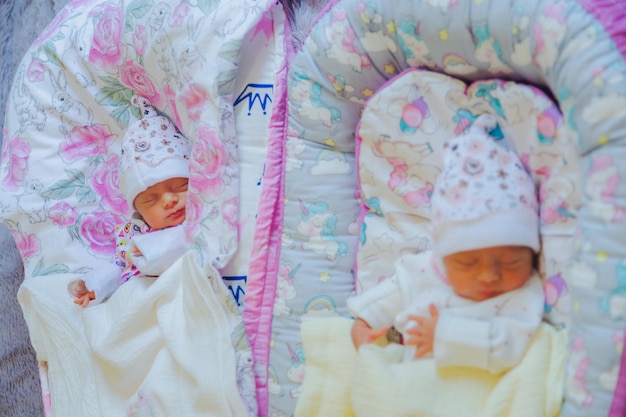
168, 208, 185, 219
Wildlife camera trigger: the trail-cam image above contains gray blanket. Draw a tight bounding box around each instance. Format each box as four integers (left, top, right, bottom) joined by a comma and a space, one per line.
0, 1, 69, 416
0, 223, 44, 417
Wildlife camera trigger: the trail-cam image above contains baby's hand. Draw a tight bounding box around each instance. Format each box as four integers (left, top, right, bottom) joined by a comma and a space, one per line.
351, 317, 388, 350
74, 291, 96, 308
404, 304, 439, 358
68, 279, 96, 308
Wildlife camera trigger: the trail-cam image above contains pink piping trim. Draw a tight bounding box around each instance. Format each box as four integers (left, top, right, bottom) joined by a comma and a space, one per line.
243, 8, 294, 416
577, 0, 626, 61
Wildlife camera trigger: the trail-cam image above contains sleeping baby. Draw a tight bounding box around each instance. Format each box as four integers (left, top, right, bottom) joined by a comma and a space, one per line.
348, 114, 545, 374
68, 96, 191, 307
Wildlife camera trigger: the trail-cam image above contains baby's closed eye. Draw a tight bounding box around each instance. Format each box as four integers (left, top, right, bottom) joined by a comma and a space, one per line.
501, 258, 525, 268
140, 195, 157, 205
171, 179, 189, 191
452, 258, 478, 268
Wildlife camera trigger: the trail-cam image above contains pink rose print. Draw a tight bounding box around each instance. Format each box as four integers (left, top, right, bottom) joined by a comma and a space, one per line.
49, 202, 78, 227
190, 124, 227, 198
80, 210, 124, 256
133, 25, 147, 56
119, 60, 162, 107
222, 197, 239, 232
68, 0, 94, 9
32, 8, 70, 48
185, 192, 204, 236
59, 124, 116, 163
180, 83, 208, 121
171, 2, 190, 27
11, 228, 41, 261
1, 134, 31, 191
89, 156, 129, 215
26, 59, 46, 83
88, 4, 124, 71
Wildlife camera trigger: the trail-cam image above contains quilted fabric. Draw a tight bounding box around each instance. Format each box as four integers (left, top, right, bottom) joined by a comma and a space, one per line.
0, 0, 273, 279
259, 0, 626, 416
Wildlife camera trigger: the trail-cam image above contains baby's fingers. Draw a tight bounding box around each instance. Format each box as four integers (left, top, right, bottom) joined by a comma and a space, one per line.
414, 344, 430, 358
404, 326, 421, 339
406, 314, 428, 324
73, 295, 89, 308
403, 333, 424, 347
73, 292, 95, 308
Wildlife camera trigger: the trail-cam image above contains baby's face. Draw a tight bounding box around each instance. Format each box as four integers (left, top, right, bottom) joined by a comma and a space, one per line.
134, 177, 188, 230
443, 246, 534, 302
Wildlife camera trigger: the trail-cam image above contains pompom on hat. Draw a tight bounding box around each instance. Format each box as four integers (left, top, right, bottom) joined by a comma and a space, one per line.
430, 114, 540, 258
119, 95, 191, 206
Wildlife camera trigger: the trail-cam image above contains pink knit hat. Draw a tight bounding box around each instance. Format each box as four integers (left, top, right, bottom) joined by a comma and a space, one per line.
119, 96, 191, 206
430, 114, 539, 258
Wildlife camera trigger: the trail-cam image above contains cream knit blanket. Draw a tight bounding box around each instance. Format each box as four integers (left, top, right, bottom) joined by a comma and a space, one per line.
296, 317, 568, 417
18, 251, 251, 417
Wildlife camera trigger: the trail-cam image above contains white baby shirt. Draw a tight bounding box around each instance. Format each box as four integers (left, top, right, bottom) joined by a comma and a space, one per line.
347, 250, 545, 374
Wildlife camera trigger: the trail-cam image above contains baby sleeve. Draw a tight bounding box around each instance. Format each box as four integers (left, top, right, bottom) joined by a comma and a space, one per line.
347, 276, 404, 330
82, 262, 124, 304
434, 273, 545, 373
130, 224, 189, 276
348, 251, 438, 330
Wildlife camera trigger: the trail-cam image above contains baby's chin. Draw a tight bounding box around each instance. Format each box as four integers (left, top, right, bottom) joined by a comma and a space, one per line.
171, 214, 186, 227
456, 289, 502, 302
171, 219, 185, 227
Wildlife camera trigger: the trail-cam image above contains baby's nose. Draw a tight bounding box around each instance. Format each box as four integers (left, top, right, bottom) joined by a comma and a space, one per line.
162, 192, 178, 207
477, 263, 501, 283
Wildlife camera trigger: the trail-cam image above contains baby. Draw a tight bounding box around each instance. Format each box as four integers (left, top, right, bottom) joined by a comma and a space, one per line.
349, 114, 545, 373
69, 96, 191, 307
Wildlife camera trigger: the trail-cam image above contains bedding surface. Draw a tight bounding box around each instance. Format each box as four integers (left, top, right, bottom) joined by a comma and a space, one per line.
1, 0, 275, 279
248, 0, 626, 415
3, 0, 626, 416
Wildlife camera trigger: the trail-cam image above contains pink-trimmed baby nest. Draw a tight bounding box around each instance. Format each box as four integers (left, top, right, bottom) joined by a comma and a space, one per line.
2, 0, 626, 416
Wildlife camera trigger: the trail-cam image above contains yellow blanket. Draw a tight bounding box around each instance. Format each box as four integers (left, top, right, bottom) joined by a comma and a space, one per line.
295, 317, 568, 417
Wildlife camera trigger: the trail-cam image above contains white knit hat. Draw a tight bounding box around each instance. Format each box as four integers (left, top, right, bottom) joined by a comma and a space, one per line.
430, 114, 539, 258
119, 95, 191, 206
